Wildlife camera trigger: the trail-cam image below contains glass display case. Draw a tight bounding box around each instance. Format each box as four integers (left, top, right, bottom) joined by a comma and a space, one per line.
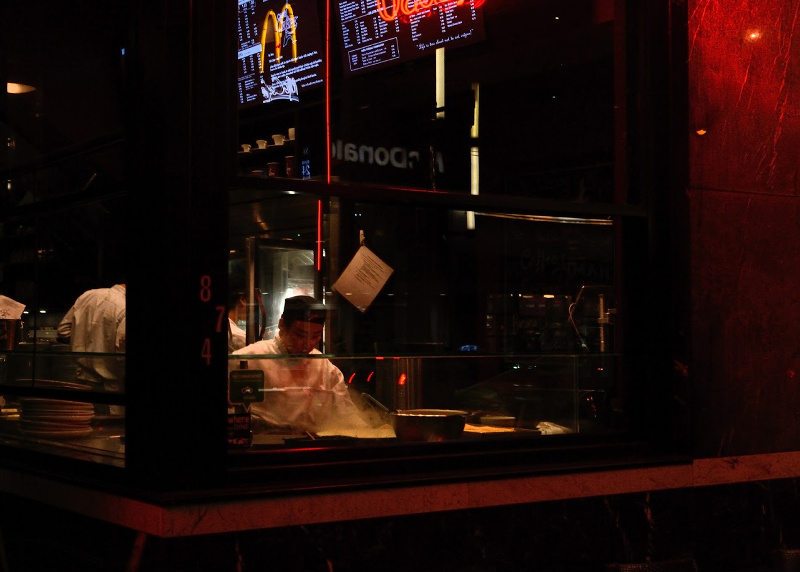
225, 183, 630, 453
0, 356, 125, 466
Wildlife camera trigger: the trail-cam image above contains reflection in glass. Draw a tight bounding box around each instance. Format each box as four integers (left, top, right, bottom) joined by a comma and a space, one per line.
0, 3, 131, 466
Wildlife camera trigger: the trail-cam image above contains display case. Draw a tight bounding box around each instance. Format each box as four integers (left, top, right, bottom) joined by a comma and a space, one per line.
0, 350, 124, 467
224, 174, 634, 456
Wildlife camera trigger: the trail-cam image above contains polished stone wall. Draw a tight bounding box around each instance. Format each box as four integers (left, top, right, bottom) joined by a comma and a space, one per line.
688, 0, 800, 457
4, 477, 800, 571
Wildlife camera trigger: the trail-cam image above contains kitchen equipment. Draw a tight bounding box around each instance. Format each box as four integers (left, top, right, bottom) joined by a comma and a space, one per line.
362, 393, 468, 441
392, 409, 468, 441
480, 414, 516, 427
15, 378, 92, 391
18, 397, 95, 439
239, 237, 318, 345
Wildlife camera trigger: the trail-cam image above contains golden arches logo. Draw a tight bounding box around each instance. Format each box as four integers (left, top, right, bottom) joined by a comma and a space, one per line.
260, 3, 298, 71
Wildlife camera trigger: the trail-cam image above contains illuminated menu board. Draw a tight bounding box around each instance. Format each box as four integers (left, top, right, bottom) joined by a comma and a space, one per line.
237, 0, 325, 107
336, 0, 486, 75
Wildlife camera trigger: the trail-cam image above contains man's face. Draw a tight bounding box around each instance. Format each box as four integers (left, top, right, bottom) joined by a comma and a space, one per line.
279, 319, 324, 354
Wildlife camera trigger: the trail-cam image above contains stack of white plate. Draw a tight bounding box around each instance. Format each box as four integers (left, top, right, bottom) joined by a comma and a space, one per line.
19, 398, 95, 439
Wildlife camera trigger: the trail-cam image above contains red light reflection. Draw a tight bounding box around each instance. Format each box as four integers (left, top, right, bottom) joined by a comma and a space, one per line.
398, 373, 407, 386
745, 29, 762, 42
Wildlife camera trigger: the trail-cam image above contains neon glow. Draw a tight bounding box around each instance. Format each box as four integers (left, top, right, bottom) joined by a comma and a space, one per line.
367, 371, 374, 382
377, 0, 485, 23
260, 3, 298, 71
347, 372, 356, 384
397, 373, 407, 386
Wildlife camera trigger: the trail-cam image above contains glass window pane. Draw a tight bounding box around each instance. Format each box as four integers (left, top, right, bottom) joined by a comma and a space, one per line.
0, 2, 131, 467
228, 191, 621, 449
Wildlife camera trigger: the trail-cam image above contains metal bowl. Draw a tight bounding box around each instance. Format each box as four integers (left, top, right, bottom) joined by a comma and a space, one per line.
391, 409, 468, 441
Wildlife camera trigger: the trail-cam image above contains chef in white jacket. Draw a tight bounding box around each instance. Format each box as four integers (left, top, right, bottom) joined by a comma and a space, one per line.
230, 295, 369, 433
57, 283, 126, 415
57, 283, 126, 392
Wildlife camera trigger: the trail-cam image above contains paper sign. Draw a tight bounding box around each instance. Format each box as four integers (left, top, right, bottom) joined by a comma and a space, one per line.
332, 246, 394, 313
0, 296, 25, 320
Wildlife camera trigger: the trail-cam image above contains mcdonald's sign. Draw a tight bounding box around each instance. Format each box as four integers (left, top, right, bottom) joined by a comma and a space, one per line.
260, 2, 298, 71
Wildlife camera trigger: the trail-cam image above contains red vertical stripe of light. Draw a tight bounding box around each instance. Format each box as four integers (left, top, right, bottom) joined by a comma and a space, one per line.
325, 0, 331, 183
317, 199, 322, 271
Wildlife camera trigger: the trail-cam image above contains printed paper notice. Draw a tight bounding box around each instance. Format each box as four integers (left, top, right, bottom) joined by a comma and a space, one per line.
332, 246, 393, 313
0, 295, 25, 319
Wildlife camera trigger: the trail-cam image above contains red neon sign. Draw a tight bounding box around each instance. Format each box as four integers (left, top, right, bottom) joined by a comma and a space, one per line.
377, 0, 470, 23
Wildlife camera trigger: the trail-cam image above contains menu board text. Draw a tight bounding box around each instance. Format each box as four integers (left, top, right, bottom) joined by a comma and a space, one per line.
336, 0, 486, 75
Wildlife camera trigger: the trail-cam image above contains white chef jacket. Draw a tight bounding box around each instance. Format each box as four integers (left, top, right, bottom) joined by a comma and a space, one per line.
228, 318, 246, 353
231, 333, 368, 432
57, 284, 126, 389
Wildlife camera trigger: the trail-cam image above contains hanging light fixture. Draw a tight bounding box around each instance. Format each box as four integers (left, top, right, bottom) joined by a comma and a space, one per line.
6, 82, 36, 94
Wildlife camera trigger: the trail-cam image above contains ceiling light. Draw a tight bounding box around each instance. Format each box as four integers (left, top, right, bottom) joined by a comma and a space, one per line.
7, 82, 36, 94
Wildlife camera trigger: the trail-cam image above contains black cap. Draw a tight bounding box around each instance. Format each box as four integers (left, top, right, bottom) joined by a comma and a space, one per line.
282, 295, 327, 325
